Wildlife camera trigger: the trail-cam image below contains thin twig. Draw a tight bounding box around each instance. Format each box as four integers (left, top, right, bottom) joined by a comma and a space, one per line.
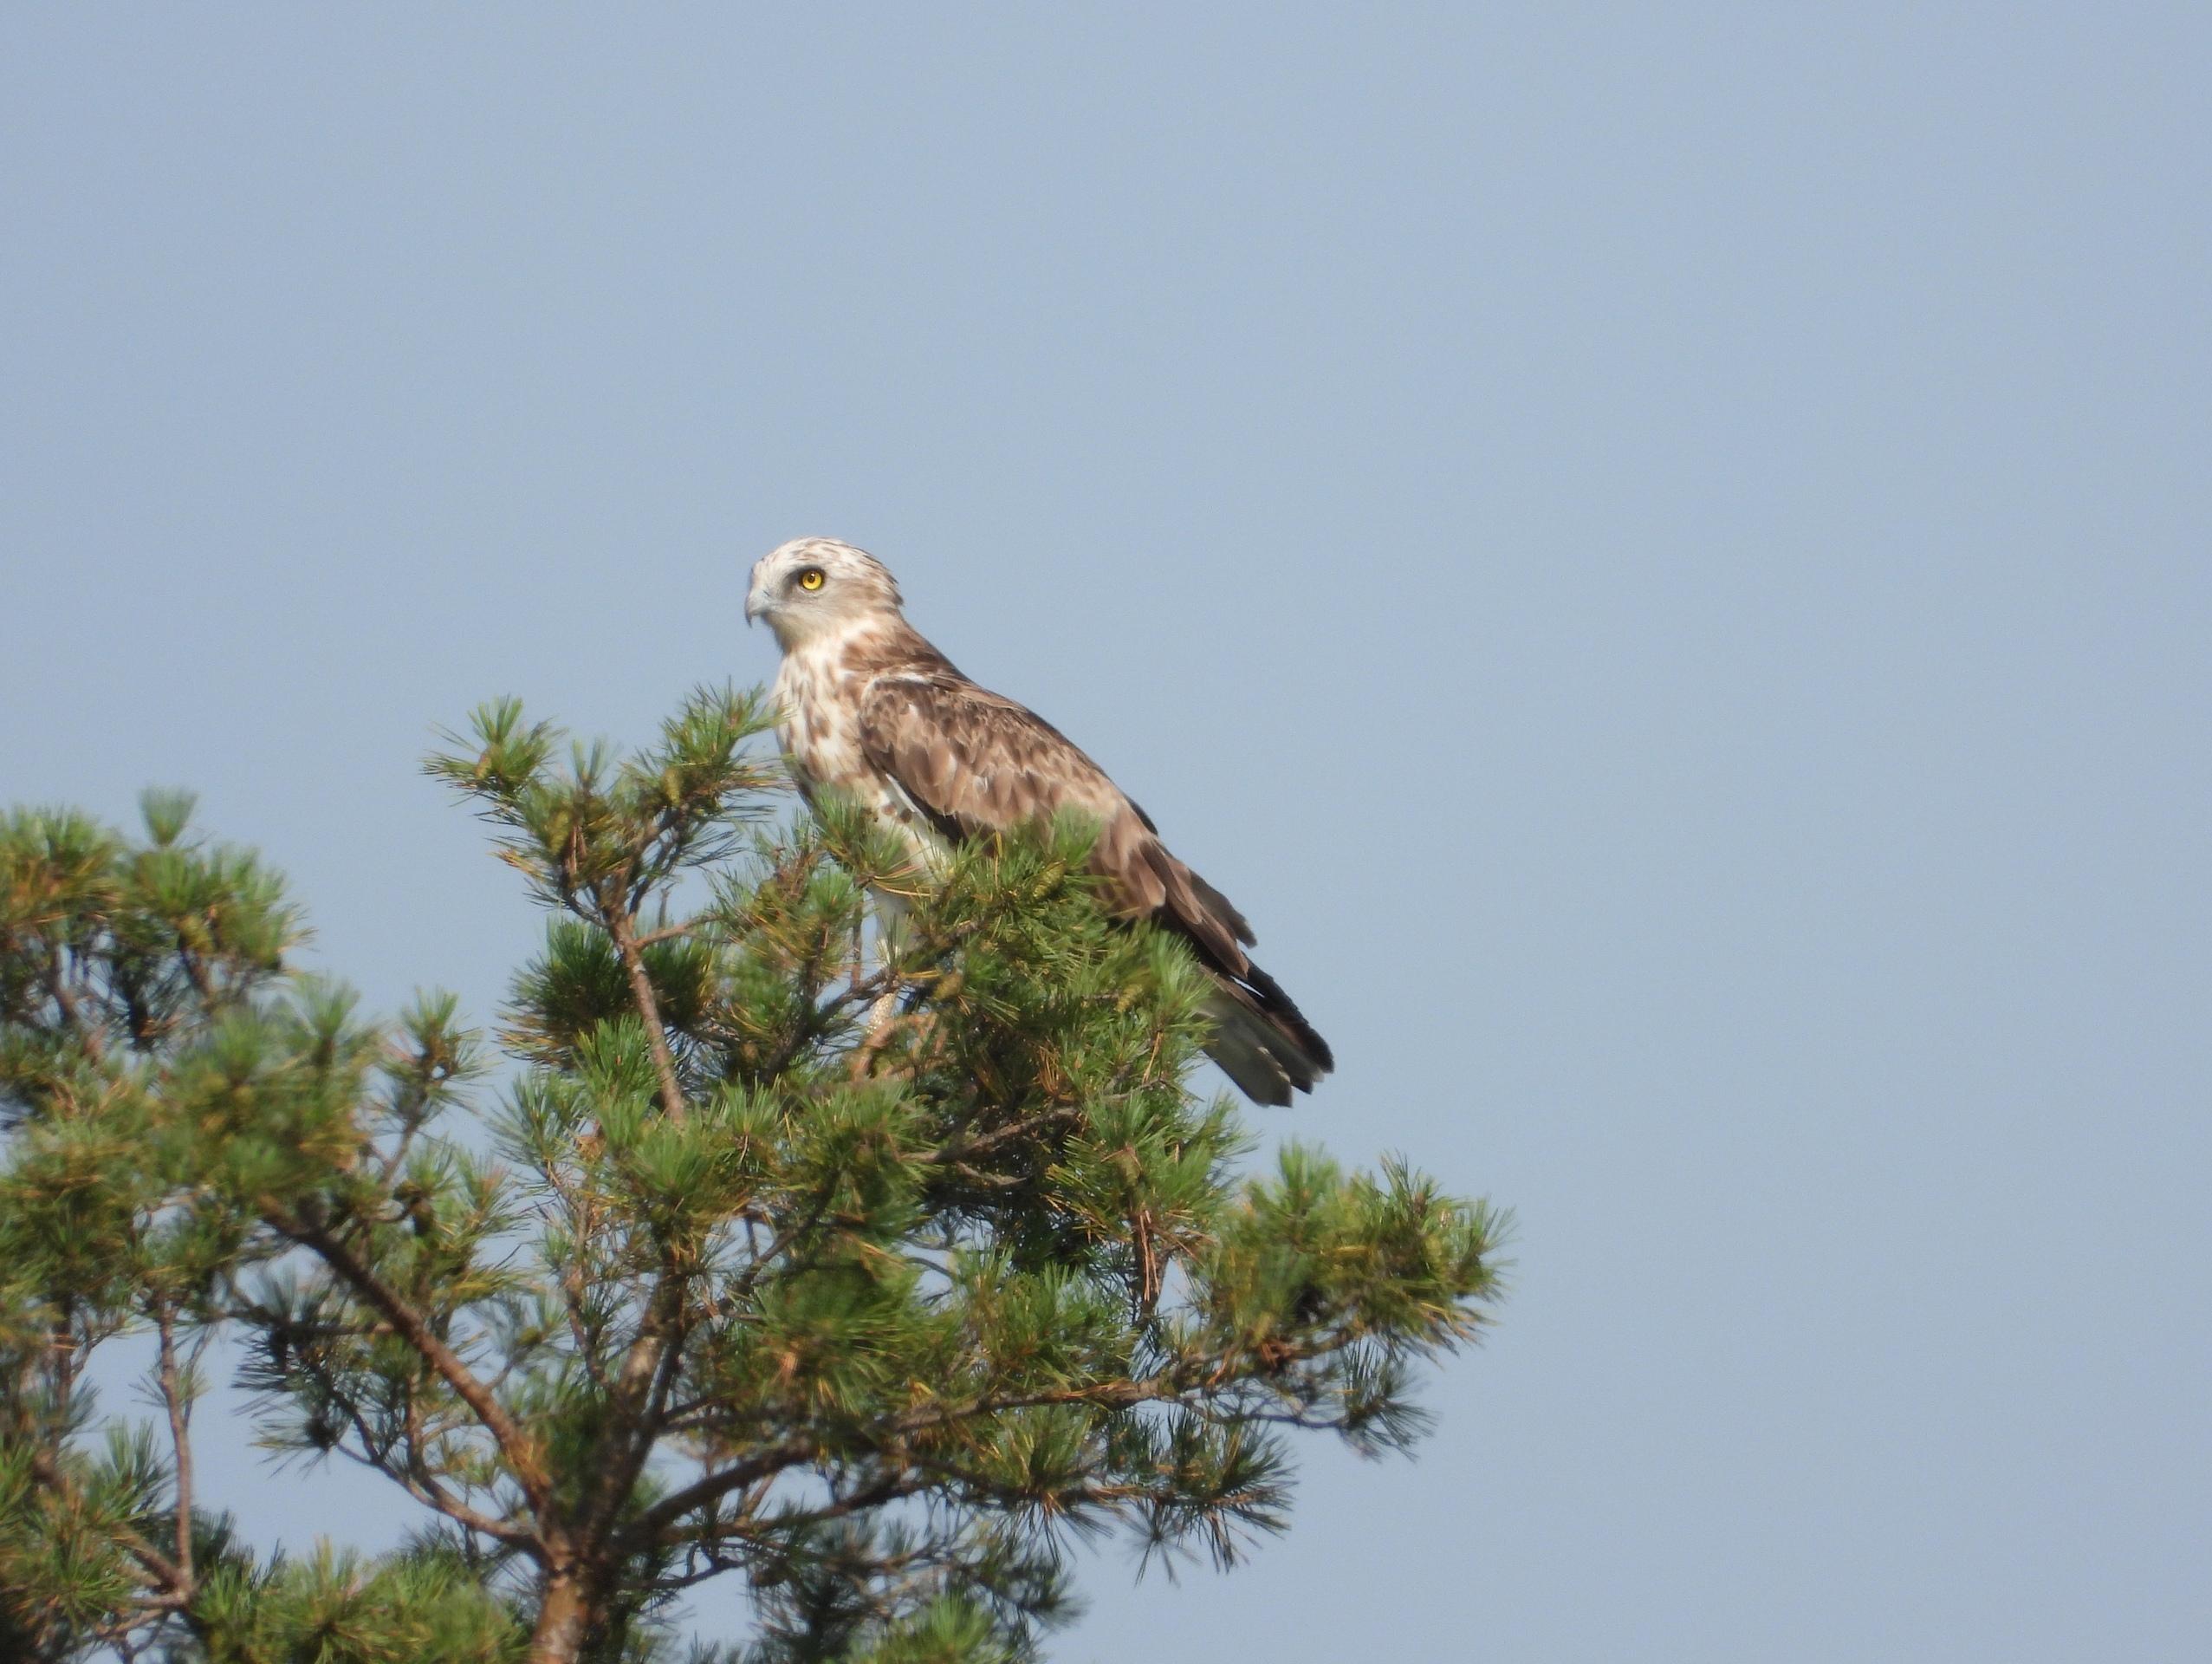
673, 1472, 926, 1553
275, 1211, 553, 1511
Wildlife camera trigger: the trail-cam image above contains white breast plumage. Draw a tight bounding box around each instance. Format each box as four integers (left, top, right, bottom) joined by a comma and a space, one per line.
772, 629, 946, 870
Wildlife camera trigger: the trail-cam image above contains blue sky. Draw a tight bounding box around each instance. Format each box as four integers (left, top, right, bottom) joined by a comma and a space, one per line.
5, 7, 2209, 1660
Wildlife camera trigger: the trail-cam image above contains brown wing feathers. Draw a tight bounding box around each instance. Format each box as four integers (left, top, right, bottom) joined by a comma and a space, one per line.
854, 657, 1333, 1102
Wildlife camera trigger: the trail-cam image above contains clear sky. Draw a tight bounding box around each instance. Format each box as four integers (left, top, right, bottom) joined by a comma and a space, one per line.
5, 6, 2209, 1660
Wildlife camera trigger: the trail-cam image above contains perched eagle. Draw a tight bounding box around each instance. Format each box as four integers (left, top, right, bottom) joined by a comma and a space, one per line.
745, 536, 1333, 1105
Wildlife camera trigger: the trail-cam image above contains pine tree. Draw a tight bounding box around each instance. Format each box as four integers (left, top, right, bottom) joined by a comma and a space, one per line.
0, 686, 1505, 1663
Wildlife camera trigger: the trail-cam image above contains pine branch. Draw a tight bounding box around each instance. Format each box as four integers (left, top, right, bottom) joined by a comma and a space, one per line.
274, 1210, 553, 1514
288, 1332, 544, 1555
603, 902, 688, 1122
153, 1304, 195, 1589
27, 1447, 190, 1602
578, 1267, 692, 1549
669, 1472, 932, 1554
45, 955, 106, 1061
176, 946, 217, 1007
617, 1436, 827, 1548
4, 711, 1502, 1661
630, 1381, 1174, 1549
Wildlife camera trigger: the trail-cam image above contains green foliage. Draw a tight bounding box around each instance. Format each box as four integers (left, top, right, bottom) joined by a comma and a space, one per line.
0, 686, 1506, 1663
0, 795, 302, 1130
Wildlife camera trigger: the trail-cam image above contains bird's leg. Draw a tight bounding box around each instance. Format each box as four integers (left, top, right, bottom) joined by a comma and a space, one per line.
863, 889, 909, 1041
865, 983, 899, 1038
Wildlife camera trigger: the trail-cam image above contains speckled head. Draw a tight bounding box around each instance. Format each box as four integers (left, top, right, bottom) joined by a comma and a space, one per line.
745, 537, 906, 650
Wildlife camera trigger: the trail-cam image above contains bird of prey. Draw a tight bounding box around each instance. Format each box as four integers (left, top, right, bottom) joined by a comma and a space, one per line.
744, 536, 1333, 1105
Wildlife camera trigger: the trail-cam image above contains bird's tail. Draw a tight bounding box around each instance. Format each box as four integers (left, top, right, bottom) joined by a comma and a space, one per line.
1202, 963, 1334, 1107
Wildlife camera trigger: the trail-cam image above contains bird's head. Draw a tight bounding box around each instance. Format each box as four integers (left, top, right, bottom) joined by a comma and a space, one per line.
745, 537, 905, 649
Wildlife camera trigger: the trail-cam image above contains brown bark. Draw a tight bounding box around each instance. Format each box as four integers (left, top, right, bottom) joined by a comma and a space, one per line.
604, 904, 688, 1121
528, 1565, 598, 1664
154, 1307, 194, 1586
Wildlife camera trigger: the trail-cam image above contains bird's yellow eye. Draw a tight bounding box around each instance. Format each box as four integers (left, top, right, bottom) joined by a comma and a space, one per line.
797, 568, 826, 592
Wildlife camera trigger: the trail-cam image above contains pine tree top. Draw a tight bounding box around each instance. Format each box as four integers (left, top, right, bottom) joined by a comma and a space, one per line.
1, 686, 1506, 1663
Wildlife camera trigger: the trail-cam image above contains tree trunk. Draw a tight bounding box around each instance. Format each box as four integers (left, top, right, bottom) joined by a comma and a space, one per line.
529, 1567, 597, 1664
